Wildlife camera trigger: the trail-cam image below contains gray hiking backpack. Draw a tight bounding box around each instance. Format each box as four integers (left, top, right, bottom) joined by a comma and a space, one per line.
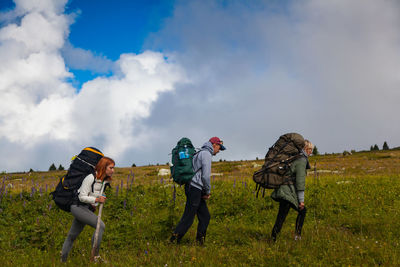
253, 133, 305, 197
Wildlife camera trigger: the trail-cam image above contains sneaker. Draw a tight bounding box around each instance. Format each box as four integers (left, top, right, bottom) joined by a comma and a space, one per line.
93, 255, 108, 263
294, 235, 302, 241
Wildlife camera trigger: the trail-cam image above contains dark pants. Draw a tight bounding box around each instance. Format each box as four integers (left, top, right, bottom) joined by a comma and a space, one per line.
173, 184, 210, 241
271, 200, 307, 240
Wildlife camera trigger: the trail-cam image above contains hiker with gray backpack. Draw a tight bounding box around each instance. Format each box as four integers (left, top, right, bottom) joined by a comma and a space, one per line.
253, 133, 313, 241
170, 137, 226, 244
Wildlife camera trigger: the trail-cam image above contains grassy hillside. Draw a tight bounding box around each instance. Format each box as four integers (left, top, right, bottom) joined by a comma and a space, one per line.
1, 150, 400, 266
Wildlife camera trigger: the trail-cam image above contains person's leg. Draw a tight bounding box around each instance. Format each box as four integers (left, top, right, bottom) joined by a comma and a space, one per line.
271, 200, 291, 241
196, 198, 210, 244
172, 185, 202, 243
61, 206, 86, 262
295, 206, 307, 237
71, 205, 105, 255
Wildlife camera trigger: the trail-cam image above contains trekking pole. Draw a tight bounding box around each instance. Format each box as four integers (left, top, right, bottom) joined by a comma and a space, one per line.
90, 181, 109, 261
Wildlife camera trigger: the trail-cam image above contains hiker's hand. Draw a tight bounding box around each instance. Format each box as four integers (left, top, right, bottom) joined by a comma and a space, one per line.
96, 196, 106, 203
299, 202, 305, 210
202, 194, 210, 200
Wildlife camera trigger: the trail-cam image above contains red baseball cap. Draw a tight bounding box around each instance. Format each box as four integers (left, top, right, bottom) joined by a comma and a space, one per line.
209, 137, 226, 150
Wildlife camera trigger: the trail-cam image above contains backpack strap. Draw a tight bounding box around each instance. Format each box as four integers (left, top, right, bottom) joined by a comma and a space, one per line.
75, 156, 96, 169
192, 150, 203, 173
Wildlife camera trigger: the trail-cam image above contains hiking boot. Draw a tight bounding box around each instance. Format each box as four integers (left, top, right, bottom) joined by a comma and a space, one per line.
170, 233, 181, 244
270, 233, 277, 243
196, 235, 205, 245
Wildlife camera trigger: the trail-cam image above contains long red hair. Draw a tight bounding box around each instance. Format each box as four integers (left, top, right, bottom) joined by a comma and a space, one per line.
95, 157, 115, 181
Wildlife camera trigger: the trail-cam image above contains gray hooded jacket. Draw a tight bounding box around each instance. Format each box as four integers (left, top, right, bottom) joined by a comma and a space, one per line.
189, 141, 213, 195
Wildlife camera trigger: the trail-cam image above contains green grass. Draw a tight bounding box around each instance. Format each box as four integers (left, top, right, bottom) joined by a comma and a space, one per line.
1, 151, 400, 266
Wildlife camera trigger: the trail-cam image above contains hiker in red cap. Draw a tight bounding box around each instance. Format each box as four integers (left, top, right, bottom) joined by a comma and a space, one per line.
170, 137, 226, 244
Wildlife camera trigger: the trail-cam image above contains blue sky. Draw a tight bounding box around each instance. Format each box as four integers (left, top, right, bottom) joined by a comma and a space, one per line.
66, 0, 175, 88
0, 0, 400, 172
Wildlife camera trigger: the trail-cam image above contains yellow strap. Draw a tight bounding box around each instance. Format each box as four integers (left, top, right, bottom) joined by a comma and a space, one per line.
62, 175, 69, 189
83, 147, 104, 157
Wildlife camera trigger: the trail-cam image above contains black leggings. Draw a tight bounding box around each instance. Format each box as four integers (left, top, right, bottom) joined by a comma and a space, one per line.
271, 200, 307, 239
173, 184, 210, 241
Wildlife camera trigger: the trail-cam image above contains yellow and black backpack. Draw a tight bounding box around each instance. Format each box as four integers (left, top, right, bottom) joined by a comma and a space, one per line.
50, 147, 104, 212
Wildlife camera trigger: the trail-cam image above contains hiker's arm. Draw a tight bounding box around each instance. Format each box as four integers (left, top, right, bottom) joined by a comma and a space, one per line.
201, 152, 212, 195
78, 175, 97, 204
295, 158, 307, 205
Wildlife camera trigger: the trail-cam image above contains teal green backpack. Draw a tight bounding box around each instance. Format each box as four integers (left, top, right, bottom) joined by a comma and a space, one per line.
170, 137, 198, 185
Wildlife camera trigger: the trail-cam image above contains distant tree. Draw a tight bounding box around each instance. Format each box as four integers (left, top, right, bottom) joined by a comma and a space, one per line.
351, 150, 356, 154
49, 163, 57, 171
29, 168, 34, 172
370, 145, 374, 151
219, 159, 223, 162
58, 164, 64, 171
256, 157, 259, 161
312, 146, 319, 155
383, 141, 389, 150
373, 144, 379, 151
131, 163, 136, 167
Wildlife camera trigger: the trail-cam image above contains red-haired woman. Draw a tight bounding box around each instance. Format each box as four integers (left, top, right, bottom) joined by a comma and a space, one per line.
61, 157, 115, 262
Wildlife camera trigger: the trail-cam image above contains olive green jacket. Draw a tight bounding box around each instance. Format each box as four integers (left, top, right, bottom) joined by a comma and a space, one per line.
270, 156, 308, 209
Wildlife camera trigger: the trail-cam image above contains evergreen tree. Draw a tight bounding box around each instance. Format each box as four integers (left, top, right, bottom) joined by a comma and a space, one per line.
131, 163, 136, 167
383, 141, 389, 150
312, 146, 319, 155
373, 144, 379, 151
49, 163, 57, 171
58, 164, 65, 171
370, 145, 373, 151
29, 168, 34, 172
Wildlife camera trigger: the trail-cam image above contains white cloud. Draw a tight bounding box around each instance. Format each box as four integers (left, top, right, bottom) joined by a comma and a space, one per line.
0, 1, 186, 171
61, 42, 114, 73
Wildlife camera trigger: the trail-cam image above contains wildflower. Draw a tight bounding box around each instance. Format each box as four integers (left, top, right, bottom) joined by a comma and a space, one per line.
130, 173, 134, 189
115, 185, 119, 198
123, 199, 127, 209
